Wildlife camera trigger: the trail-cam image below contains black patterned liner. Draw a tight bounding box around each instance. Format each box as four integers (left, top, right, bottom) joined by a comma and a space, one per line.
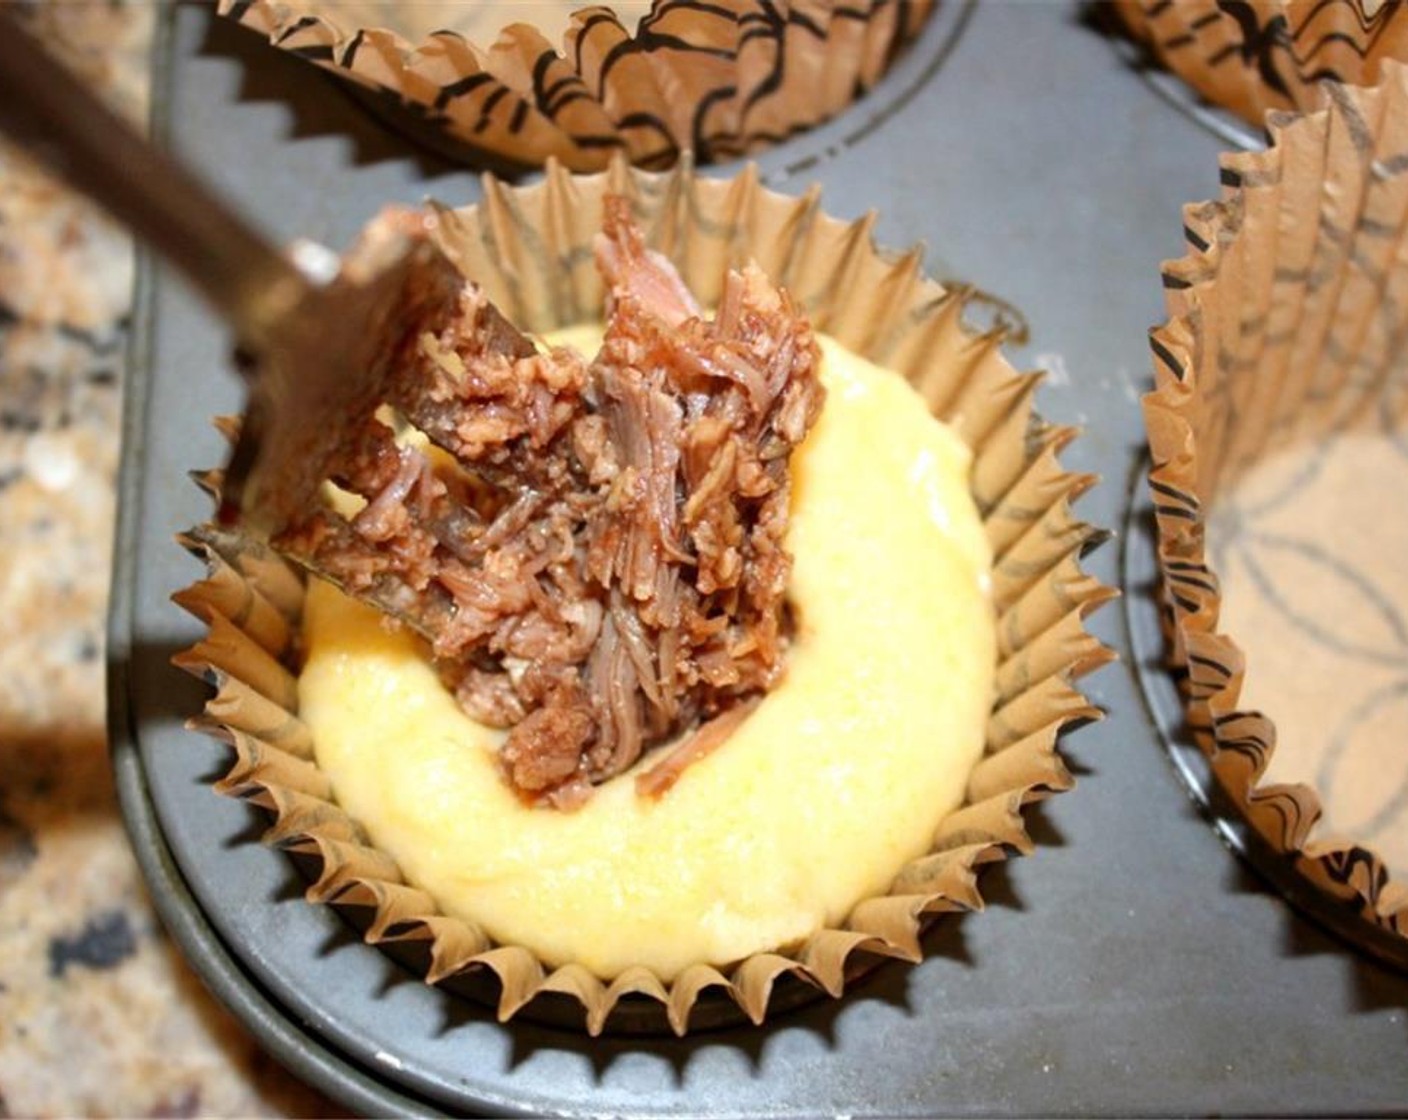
1112, 0, 1408, 128
1144, 66, 1408, 947
218, 0, 933, 170
172, 158, 1115, 1035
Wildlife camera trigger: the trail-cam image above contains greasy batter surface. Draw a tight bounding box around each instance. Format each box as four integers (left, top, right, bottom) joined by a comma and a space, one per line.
299, 334, 995, 980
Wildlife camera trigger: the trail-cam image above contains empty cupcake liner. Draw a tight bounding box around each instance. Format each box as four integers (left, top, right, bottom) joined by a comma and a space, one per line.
1112, 0, 1408, 128
218, 0, 934, 170
1144, 63, 1408, 947
173, 157, 1114, 1034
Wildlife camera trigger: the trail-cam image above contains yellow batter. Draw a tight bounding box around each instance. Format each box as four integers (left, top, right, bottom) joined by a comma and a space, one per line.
299, 333, 995, 980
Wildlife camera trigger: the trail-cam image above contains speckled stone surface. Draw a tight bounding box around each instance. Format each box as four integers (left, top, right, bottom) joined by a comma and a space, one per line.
0, 5, 337, 1116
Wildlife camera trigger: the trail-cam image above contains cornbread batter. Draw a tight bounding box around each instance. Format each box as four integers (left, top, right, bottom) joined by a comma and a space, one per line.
299, 333, 994, 980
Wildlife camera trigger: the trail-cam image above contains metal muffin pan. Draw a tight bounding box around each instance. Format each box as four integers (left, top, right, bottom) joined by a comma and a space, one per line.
109, 3, 1408, 1115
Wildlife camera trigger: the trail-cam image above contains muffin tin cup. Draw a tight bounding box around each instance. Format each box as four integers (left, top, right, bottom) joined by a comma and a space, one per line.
1143, 63, 1408, 951
217, 0, 934, 171
170, 156, 1113, 1036
1110, 0, 1408, 128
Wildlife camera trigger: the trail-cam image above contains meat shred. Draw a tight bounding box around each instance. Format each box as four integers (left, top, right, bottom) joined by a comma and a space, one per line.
277, 198, 825, 806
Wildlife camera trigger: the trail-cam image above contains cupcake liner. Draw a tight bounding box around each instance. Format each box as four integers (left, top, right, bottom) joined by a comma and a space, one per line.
217, 0, 934, 171
173, 157, 1114, 1035
1111, 0, 1408, 128
1144, 62, 1408, 948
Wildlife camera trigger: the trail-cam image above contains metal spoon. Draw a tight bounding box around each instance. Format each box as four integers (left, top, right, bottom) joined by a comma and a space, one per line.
0, 6, 463, 537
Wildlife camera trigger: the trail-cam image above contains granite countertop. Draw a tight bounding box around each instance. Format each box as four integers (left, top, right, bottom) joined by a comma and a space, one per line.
0, 5, 336, 1116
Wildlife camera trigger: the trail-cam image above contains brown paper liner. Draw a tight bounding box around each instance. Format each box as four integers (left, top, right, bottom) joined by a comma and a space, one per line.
1144, 63, 1408, 945
1111, 0, 1408, 127
217, 0, 933, 171
173, 158, 1115, 1035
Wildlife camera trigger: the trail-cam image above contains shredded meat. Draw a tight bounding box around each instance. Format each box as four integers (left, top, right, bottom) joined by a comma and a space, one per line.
271, 197, 825, 805
635, 699, 761, 799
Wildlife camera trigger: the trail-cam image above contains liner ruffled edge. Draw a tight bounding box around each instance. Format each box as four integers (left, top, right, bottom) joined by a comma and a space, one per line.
1142, 67, 1408, 941
1110, 0, 1408, 128
173, 157, 1116, 1035
217, 0, 933, 171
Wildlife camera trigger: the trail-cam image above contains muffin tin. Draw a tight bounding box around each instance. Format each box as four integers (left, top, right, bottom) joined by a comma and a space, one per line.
109, 3, 1408, 1115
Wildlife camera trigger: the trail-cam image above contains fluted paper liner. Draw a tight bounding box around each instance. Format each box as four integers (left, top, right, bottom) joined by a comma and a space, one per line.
1144, 64, 1408, 947
1112, 0, 1408, 128
173, 159, 1114, 1035
217, 0, 933, 171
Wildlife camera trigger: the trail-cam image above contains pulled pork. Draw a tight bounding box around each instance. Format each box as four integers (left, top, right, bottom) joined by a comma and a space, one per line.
277, 198, 825, 806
